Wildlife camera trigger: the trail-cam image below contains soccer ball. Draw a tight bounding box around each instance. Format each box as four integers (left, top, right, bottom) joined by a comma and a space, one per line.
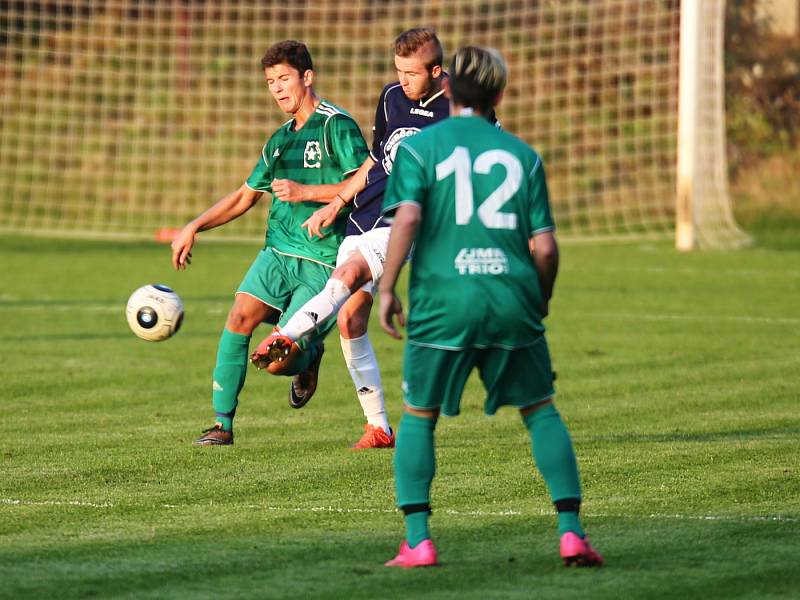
125, 284, 184, 342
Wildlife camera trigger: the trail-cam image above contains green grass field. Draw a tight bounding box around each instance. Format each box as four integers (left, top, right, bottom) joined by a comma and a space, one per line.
1, 234, 798, 599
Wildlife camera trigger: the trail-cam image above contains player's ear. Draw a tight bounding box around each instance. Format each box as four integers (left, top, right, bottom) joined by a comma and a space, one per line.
430, 64, 442, 79
303, 69, 314, 87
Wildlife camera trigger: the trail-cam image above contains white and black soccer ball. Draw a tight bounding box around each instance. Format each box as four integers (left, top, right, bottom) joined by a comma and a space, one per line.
125, 284, 184, 342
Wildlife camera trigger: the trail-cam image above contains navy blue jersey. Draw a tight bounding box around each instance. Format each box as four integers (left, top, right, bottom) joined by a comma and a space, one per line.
348, 82, 450, 234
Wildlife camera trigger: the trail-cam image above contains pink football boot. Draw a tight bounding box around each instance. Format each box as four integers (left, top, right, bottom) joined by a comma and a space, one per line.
560, 532, 604, 567
384, 539, 438, 568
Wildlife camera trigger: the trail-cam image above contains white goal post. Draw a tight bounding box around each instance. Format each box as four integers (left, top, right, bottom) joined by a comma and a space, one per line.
0, 0, 748, 249
677, 0, 749, 249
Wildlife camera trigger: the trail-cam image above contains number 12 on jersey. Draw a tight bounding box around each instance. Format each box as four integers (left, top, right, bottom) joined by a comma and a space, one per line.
435, 146, 522, 230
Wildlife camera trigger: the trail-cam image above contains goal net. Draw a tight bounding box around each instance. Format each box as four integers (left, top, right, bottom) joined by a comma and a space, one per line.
0, 0, 748, 248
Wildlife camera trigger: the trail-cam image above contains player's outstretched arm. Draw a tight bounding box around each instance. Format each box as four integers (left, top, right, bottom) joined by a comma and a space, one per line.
378, 203, 421, 339
529, 231, 559, 317
171, 184, 262, 270
302, 157, 376, 238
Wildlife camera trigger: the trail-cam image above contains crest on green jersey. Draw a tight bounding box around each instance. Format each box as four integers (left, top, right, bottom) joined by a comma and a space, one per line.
304, 141, 322, 168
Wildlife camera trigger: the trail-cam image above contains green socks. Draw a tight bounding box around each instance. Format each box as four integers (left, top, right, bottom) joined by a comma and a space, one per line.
394, 413, 437, 547
556, 508, 584, 538
523, 403, 585, 537
392, 405, 584, 545
209, 333, 322, 431
211, 329, 251, 431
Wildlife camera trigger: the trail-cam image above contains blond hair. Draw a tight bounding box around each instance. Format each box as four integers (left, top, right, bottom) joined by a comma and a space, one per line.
448, 46, 507, 112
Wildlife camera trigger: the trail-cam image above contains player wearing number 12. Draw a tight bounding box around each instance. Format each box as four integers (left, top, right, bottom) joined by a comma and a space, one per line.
378, 46, 603, 568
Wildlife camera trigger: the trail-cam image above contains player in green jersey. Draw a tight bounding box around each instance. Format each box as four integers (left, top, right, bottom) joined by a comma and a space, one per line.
170, 40, 368, 445
378, 46, 603, 568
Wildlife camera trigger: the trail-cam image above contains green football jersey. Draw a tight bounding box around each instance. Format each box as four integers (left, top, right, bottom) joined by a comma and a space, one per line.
382, 115, 555, 350
247, 100, 368, 266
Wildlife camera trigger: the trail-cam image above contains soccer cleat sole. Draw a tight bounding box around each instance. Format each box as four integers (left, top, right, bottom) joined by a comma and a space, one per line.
192, 438, 233, 446
562, 554, 602, 568
266, 337, 292, 362
384, 560, 438, 569
250, 336, 293, 370
288, 344, 324, 409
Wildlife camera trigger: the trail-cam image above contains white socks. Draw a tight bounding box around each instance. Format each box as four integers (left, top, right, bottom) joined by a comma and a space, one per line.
282, 280, 392, 435
340, 333, 390, 434
280, 278, 352, 341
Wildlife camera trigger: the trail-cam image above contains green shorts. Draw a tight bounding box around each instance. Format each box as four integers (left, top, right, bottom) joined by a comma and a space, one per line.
237, 248, 336, 351
402, 336, 555, 417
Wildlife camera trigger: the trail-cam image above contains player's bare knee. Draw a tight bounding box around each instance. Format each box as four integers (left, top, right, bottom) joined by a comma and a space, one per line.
330, 264, 358, 290
520, 398, 553, 418
226, 309, 255, 334
333, 255, 371, 291
338, 305, 369, 337
404, 405, 439, 420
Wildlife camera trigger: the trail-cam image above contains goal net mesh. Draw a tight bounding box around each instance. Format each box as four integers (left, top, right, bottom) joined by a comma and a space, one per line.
0, 0, 744, 247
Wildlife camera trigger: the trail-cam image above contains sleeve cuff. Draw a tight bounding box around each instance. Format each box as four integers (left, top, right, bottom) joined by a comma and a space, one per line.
381, 199, 422, 215
530, 225, 555, 235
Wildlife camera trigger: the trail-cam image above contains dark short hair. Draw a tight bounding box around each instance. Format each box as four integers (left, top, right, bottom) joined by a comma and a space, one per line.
394, 27, 443, 70
448, 46, 507, 112
261, 40, 313, 74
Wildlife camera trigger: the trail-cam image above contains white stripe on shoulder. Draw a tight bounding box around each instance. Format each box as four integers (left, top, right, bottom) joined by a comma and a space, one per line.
529, 155, 542, 177
400, 143, 424, 167
318, 101, 342, 115
322, 114, 339, 157
384, 84, 403, 121
322, 110, 358, 158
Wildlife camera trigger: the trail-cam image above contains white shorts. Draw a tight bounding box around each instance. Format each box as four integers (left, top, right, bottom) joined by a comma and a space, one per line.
336, 227, 391, 295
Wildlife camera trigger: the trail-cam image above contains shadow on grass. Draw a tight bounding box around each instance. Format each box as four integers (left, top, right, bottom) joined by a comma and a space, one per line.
589, 424, 800, 444
739, 211, 800, 251
0, 517, 797, 599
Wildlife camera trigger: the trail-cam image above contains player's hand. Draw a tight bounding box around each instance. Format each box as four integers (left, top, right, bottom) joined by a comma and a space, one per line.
272, 179, 308, 202
171, 225, 197, 270
302, 201, 343, 239
378, 290, 405, 340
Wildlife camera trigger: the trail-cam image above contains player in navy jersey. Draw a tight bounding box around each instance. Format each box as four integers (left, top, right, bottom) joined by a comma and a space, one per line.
250, 29, 449, 449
